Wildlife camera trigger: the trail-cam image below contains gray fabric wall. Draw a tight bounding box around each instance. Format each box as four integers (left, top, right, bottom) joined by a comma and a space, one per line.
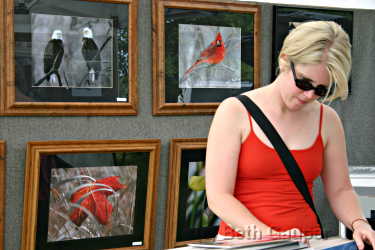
1, 1, 374, 249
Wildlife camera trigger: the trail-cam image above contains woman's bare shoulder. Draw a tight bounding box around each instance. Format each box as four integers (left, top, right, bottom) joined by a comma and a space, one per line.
321, 103, 342, 124
321, 103, 344, 146
210, 96, 250, 133
216, 96, 246, 116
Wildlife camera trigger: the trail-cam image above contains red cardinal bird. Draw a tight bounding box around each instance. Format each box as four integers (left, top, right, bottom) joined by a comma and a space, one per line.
183, 32, 226, 77
69, 176, 127, 226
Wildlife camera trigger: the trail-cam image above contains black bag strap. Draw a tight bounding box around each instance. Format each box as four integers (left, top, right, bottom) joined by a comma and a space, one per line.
236, 94, 325, 238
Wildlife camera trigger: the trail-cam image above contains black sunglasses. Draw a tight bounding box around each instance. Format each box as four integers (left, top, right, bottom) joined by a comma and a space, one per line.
290, 62, 333, 97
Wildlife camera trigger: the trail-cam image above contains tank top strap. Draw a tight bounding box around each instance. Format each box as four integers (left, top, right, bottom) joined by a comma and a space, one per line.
319, 104, 324, 134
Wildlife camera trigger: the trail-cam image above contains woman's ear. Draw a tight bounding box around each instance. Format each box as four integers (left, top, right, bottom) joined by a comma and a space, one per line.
280, 53, 288, 62
278, 53, 289, 73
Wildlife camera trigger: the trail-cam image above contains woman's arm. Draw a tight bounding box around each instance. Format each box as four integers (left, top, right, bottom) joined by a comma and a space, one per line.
321, 105, 375, 249
205, 97, 273, 238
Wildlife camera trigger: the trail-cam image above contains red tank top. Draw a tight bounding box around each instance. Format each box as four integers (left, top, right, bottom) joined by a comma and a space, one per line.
218, 105, 324, 237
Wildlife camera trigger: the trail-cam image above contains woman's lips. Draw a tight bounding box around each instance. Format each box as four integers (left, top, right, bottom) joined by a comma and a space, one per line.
297, 98, 308, 104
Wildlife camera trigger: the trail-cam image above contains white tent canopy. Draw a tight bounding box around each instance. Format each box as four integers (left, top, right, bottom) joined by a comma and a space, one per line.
237, 0, 375, 10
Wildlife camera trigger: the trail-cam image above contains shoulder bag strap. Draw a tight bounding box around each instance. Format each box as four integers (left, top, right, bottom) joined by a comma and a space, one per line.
236, 94, 325, 238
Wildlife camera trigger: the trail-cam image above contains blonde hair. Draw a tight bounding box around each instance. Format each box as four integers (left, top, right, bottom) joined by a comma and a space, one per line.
278, 21, 352, 102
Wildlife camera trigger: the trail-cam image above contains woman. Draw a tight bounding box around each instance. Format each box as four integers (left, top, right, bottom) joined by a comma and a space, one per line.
205, 21, 375, 249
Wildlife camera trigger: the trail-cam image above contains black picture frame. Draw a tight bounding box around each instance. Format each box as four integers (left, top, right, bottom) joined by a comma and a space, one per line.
177, 148, 219, 241
15, 1, 124, 102
37, 153, 147, 250
164, 9, 256, 104
272, 6, 353, 92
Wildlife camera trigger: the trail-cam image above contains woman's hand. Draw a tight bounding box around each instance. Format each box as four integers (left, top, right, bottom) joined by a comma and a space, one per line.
352, 220, 375, 250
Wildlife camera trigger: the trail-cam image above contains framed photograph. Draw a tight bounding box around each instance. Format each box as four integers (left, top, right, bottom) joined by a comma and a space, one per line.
153, 0, 261, 115
21, 139, 160, 250
165, 138, 220, 248
0, 141, 4, 250
1, 0, 138, 115
272, 6, 353, 87
31, 14, 114, 89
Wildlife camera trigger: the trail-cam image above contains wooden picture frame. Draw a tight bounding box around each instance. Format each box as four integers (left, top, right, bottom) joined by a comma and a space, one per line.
152, 0, 261, 115
22, 139, 160, 250
0, 141, 5, 250
1, 0, 138, 116
271, 6, 353, 88
165, 138, 219, 248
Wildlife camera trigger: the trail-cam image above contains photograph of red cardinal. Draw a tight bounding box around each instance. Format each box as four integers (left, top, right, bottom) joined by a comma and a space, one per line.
183, 32, 226, 78
178, 24, 241, 91
69, 176, 127, 226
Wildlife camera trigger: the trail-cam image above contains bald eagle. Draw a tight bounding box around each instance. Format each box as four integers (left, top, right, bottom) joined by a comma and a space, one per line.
43, 29, 64, 86
81, 27, 101, 85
